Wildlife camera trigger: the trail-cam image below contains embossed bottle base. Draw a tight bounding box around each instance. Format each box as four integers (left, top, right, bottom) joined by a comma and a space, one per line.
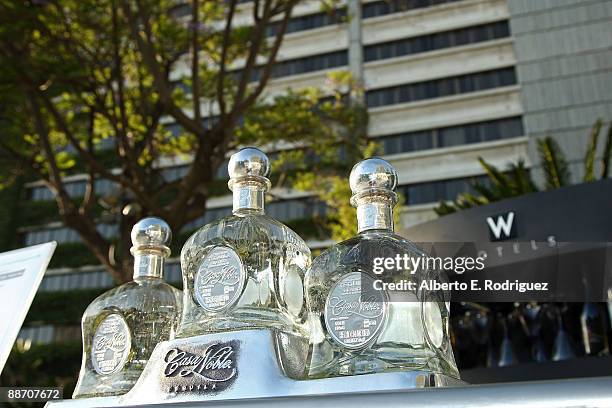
177, 308, 306, 339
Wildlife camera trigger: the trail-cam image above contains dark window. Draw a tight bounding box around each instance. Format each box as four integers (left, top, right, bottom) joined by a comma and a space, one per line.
365, 67, 517, 108
268, 9, 347, 37
437, 117, 524, 147
271, 50, 348, 79
245, 50, 347, 81
380, 117, 524, 155
364, 21, 510, 62
362, 0, 463, 19
381, 131, 434, 154
398, 174, 490, 205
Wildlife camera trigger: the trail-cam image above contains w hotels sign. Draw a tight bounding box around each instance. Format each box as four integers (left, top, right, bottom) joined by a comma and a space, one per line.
486, 211, 517, 241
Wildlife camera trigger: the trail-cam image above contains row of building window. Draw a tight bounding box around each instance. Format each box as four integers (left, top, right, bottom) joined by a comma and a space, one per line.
27, 164, 226, 202
28, 179, 119, 201
33, 117, 521, 205
366, 67, 517, 108
24, 117, 521, 240
260, 50, 348, 80
380, 117, 524, 155
267, 0, 464, 36
25, 170, 493, 249
170, 0, 462, 37
362, 0, 464, 19
37, 263, 183, 293
246, 20, 510, 83
23, 198, 327, 245
364, 21, 509, 62
161, 161, 229, 183
26, 119, 521, 220
24, 224, 118, 246
267, 8, 346, 37
399, 174, 489, 205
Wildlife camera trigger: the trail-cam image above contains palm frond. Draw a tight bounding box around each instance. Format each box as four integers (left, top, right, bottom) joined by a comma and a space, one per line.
471, 181, 496, 202
433, 200, 457, 216
477, 157, 513, 197
457, 192, 488, 207
509, 158, 538, 194
584, 119, 602, 182
601, 122, 612, 179
537, 137, 570, 189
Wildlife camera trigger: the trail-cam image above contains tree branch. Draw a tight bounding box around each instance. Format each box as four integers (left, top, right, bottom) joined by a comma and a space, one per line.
217, 0, 237, 117
191, 0, 202, 123
122, 0, 204, 138
238, 0, 296, 111
27, 90, 124, 282
111, 0, 152, 213
81, 110, 97, 215
234, 0, 273, 108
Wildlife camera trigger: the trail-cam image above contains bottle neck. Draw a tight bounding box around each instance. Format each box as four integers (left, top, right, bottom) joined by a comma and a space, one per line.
232, 182, 266, 214
356, 200, 394, 233
133, 252, 165, 280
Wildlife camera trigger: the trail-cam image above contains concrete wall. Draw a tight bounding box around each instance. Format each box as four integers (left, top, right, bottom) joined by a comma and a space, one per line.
507, 0, 612, 183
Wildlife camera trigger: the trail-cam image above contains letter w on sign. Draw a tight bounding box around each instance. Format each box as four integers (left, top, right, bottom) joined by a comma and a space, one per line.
486, 211, 516, 241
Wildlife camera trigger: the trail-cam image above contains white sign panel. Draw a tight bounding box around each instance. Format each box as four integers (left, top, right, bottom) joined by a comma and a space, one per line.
0, 242, 57, 373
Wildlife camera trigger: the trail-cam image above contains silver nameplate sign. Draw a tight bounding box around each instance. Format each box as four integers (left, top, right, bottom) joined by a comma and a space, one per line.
162, 341, 239, 394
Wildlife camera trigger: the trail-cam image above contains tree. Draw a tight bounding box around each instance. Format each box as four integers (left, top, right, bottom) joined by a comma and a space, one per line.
435, 119, 612, 215
0, 0, 359, 282
237, 72, 371, 241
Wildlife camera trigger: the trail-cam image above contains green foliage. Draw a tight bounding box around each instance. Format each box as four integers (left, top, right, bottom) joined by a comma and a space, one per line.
584, 119, 603, 182
0, 341, 81, 405
1, 0, 345, 282
435, 120, 610, 215
537, 137, 570, 189
600, 122, 612, 179
434, 159, 537, 216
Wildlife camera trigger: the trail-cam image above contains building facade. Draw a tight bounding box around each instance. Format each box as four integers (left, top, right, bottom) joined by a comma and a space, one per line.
12, 0, 612, 345
507, 0, 612, 183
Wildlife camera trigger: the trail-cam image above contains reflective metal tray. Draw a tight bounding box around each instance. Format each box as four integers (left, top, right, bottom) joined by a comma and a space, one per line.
50, 329, 464, 407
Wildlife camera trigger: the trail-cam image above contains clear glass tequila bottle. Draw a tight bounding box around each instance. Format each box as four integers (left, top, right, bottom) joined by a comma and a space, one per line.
178, 147, 311, 339
73, 217, 182, 398
305, 158, 459, 379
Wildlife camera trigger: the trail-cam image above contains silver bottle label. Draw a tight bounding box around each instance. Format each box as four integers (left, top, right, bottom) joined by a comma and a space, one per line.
194, 246, 245, 312
324, 272, 387, 349
91, 313, 131, 375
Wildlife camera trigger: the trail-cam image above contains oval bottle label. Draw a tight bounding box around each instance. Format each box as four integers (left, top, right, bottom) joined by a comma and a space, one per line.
194, 246, 245, 312
324, 272, 388, 349
91, 313, 131, 375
